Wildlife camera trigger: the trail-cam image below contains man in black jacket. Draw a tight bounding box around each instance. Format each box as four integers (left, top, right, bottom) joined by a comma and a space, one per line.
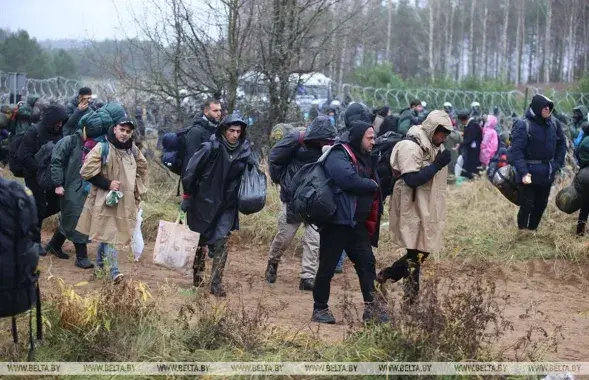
312, 121, 388, 324
17, 104, 68, 255
181, 114, 251, 297
181, 98, 222, 176
63, 87, 93, 136
266, 116, 336, 290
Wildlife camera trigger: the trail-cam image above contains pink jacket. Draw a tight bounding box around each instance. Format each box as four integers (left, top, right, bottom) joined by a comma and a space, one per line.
479, 115, 499, 166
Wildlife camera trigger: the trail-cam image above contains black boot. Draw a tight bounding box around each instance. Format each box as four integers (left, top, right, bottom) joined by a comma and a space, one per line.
402, 264, 421, 306
362, 299, 391, 324
299, 278, 314, 291
45, 231, 69, 259
74, 243, 94, 269
265, 261, 278, 284
193, 247, 206, 287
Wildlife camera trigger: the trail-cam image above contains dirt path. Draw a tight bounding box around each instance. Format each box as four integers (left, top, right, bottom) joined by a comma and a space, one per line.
37, 235, 589, 361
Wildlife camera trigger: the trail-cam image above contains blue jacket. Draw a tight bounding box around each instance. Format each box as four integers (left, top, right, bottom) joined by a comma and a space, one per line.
508, 109, 566, 186
323, 144, 379, 227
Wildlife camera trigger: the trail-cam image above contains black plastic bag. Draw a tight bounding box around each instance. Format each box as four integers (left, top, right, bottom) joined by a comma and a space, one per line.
556, 185, 583, 214
238, 164, 267, 215
491, 165, 520, 206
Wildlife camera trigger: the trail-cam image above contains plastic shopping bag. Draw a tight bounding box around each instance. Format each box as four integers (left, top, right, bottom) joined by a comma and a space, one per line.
105, 190, 124, 207
153, 212, 200, 275
131, 209, 145, 261
238, 164, 267, 215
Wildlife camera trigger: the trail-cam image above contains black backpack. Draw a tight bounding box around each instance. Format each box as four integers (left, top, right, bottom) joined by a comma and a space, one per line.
373, 131, 403, 199
161, 126, 192, 175
289, 144, 357, 226
35, 142, 56, 190
8, 131, 27, 178
0, 178, 42, 359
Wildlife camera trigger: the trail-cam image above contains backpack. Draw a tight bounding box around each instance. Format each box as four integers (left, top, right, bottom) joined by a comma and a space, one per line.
8, 131, 27, 177
80, 137, 110, 196
0, 178, 42, 360
35, 142, 56, 190
269, 131, 305, 184
289, 144, 357, 226
373, 131, 403, 199
161, 126, 192, 175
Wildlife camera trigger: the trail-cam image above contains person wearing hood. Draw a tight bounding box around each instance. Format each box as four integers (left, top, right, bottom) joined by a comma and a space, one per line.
63, 87, 93, 137
508, 94, 565, 231
311, 120, 388, 325
479, 115, 499, 167
377, 110, 453, 305
181, 113, 252, 297
17, 104, 68, 253
181, 98, 222, 176
397, 99, 423, 136
76, 120, 149, 282
266, 116, 336, 290
570, 105, 589, 147
48, 127, 95, 269
459, 111, 483, 179
574, 124, 589, 236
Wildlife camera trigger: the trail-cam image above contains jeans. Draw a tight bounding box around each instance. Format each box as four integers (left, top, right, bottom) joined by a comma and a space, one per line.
97, 243, 120, 279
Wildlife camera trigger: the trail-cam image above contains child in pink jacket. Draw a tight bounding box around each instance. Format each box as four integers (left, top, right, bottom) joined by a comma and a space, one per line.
479, 115, 499, 167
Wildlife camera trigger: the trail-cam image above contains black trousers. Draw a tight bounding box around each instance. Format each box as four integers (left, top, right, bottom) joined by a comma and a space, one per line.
517, 184, 551, 230
25, 177, 60, 243
313, 223, 376, 311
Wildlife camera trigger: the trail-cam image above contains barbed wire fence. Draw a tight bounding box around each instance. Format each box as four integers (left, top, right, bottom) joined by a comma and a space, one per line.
3, 70, 589, 126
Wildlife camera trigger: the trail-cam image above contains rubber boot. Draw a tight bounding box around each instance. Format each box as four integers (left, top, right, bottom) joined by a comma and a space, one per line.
74, 243, 94, 269
45, 230, 69, 259
210, 240, 228, 297
193, 247, 206, 287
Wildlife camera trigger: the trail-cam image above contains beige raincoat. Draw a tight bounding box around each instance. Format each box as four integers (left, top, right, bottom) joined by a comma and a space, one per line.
76, 141, 148, 247
389, 110, 453, 253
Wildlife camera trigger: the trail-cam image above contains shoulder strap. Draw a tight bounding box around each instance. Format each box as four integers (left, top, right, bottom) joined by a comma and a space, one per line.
341, 143, 358, 168
100, 141, 109, 166
298, 131, 305, 145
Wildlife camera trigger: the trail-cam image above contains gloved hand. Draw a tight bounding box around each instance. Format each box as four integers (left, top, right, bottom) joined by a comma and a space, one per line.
433, 150, 452, 169
180, 198, 191, 212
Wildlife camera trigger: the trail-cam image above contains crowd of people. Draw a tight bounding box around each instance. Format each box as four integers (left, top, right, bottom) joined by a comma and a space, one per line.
1, 85, 587, 325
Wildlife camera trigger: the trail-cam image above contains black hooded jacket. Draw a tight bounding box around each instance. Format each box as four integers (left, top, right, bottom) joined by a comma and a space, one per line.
181, 115, 219, 176
269, 116, 336, 205
18, 104, 67, 178
182, 116, 251, 244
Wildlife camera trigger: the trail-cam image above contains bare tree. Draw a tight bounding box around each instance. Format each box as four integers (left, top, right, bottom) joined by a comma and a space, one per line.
386, 0, 394, 62
428, 0, 436, 81
515, 0, 522, 84
481, 0, 488, 78
501, 0, 510, 82
469, 0, 476, 77
544, 0, 552, 83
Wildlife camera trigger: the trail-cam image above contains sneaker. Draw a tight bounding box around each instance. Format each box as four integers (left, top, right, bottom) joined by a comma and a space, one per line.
362, 302, 390, 324
312, 308, 336, 324
113, 273, 125, 284
299, 278, 314, 291
46, 245, 70, 260
75, 257, 95, 269
265, 262, 278, 284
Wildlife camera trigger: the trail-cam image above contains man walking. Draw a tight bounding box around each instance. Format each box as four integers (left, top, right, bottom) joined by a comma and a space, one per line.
266, 116, 336, 290
377, 111, 453, 305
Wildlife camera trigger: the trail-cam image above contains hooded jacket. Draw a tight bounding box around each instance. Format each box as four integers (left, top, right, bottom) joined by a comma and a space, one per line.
461, 117, 483, 175
269, 116, 336, 207
17, 104, 67, 178
570, 105, 589, 140
508, 94, 566, 186
50, 130, 88, 243
397, 108, 419, 135
389, 110, 452, 253
182, 116, 251, 244
63, 96, 93, 137
479, 115, 499, 166
181, 114, 219, 176
323, 121, 382, 246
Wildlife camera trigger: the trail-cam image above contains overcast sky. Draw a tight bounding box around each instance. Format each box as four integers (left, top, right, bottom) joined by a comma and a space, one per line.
0, 0, 151, 40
